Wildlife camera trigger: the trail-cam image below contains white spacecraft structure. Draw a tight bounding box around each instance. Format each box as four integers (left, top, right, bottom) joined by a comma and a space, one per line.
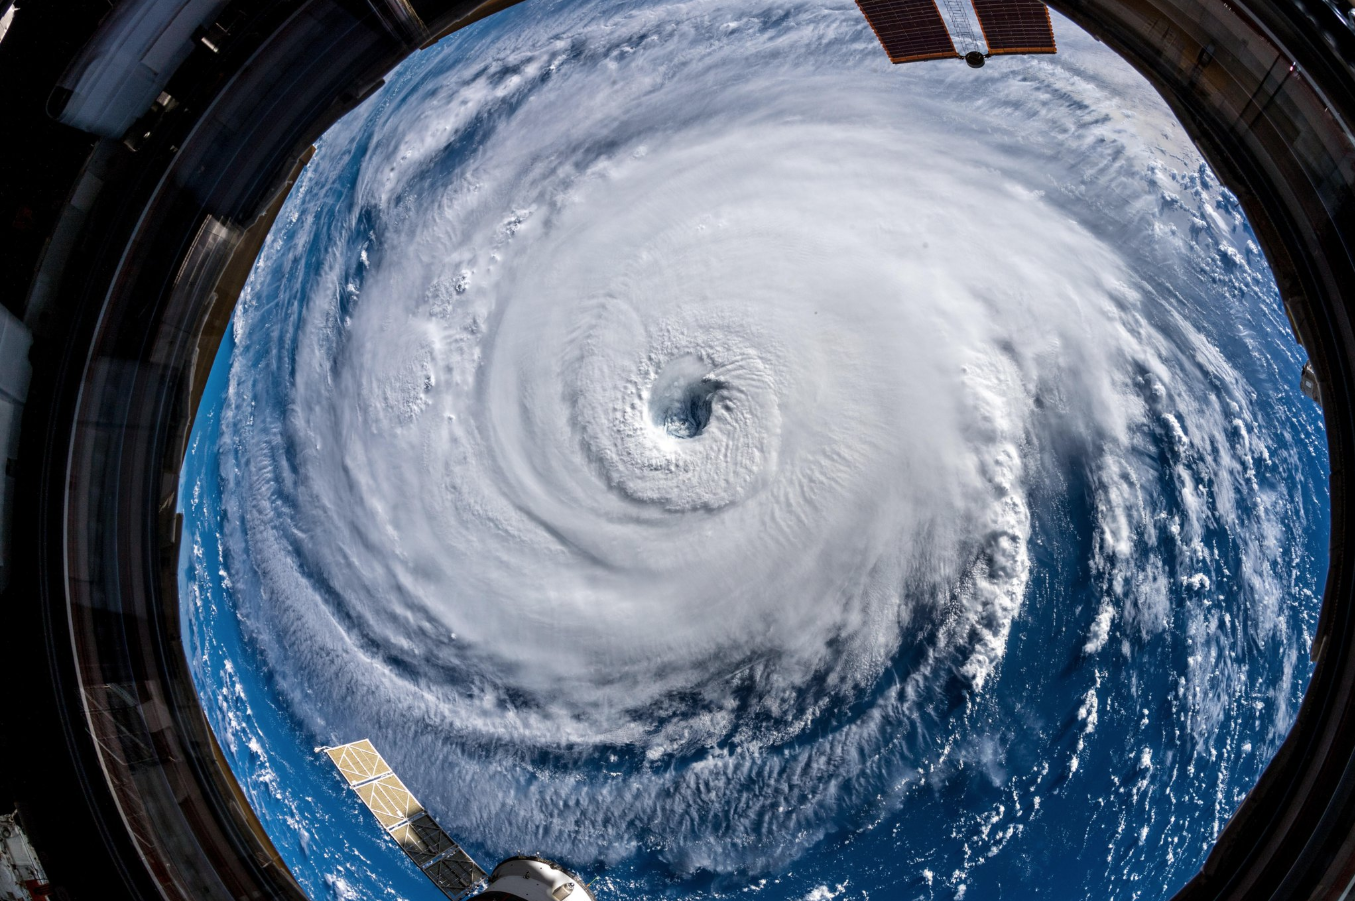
321, 740, 595, 901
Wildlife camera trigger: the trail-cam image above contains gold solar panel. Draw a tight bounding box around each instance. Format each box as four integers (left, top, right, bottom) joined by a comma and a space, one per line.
322, 739, 487, 899
856, 0, 960, 63
355, 773, 425, 827
325, 738, 389, 785
970, 0, 1056, 54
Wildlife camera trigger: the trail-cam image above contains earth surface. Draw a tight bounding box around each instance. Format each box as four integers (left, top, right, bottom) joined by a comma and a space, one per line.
178, 0, 1332, 898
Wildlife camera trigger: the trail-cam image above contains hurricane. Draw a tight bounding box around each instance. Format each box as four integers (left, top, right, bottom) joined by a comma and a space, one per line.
178, 0, 1331, 897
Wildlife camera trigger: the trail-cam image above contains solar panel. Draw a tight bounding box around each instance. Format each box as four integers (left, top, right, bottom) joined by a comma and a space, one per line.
970, 0, 1056, 55
326, 738, 387, 785
856, 0, 960, 64
391, 814, 459, 866
323, 740, 488, 900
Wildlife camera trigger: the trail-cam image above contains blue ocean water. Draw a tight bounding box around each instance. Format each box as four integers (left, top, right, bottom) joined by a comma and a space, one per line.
178, 0, 1331, 898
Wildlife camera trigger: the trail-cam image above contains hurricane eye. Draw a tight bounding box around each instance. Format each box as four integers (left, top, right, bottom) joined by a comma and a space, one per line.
659, 379, 720, 438
648, 355, 723, 439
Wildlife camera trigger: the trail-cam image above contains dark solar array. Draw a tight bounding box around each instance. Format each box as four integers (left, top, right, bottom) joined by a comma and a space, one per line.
425, 851, 488, 901
970, 0, 1057, 54
856, 0, 959, 63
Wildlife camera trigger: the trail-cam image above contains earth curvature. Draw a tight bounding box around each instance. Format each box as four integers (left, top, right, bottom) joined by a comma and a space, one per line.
178, 0, 1331, 898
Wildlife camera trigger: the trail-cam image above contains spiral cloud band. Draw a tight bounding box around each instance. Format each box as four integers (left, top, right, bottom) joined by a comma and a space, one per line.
182, 0, 1330, 896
